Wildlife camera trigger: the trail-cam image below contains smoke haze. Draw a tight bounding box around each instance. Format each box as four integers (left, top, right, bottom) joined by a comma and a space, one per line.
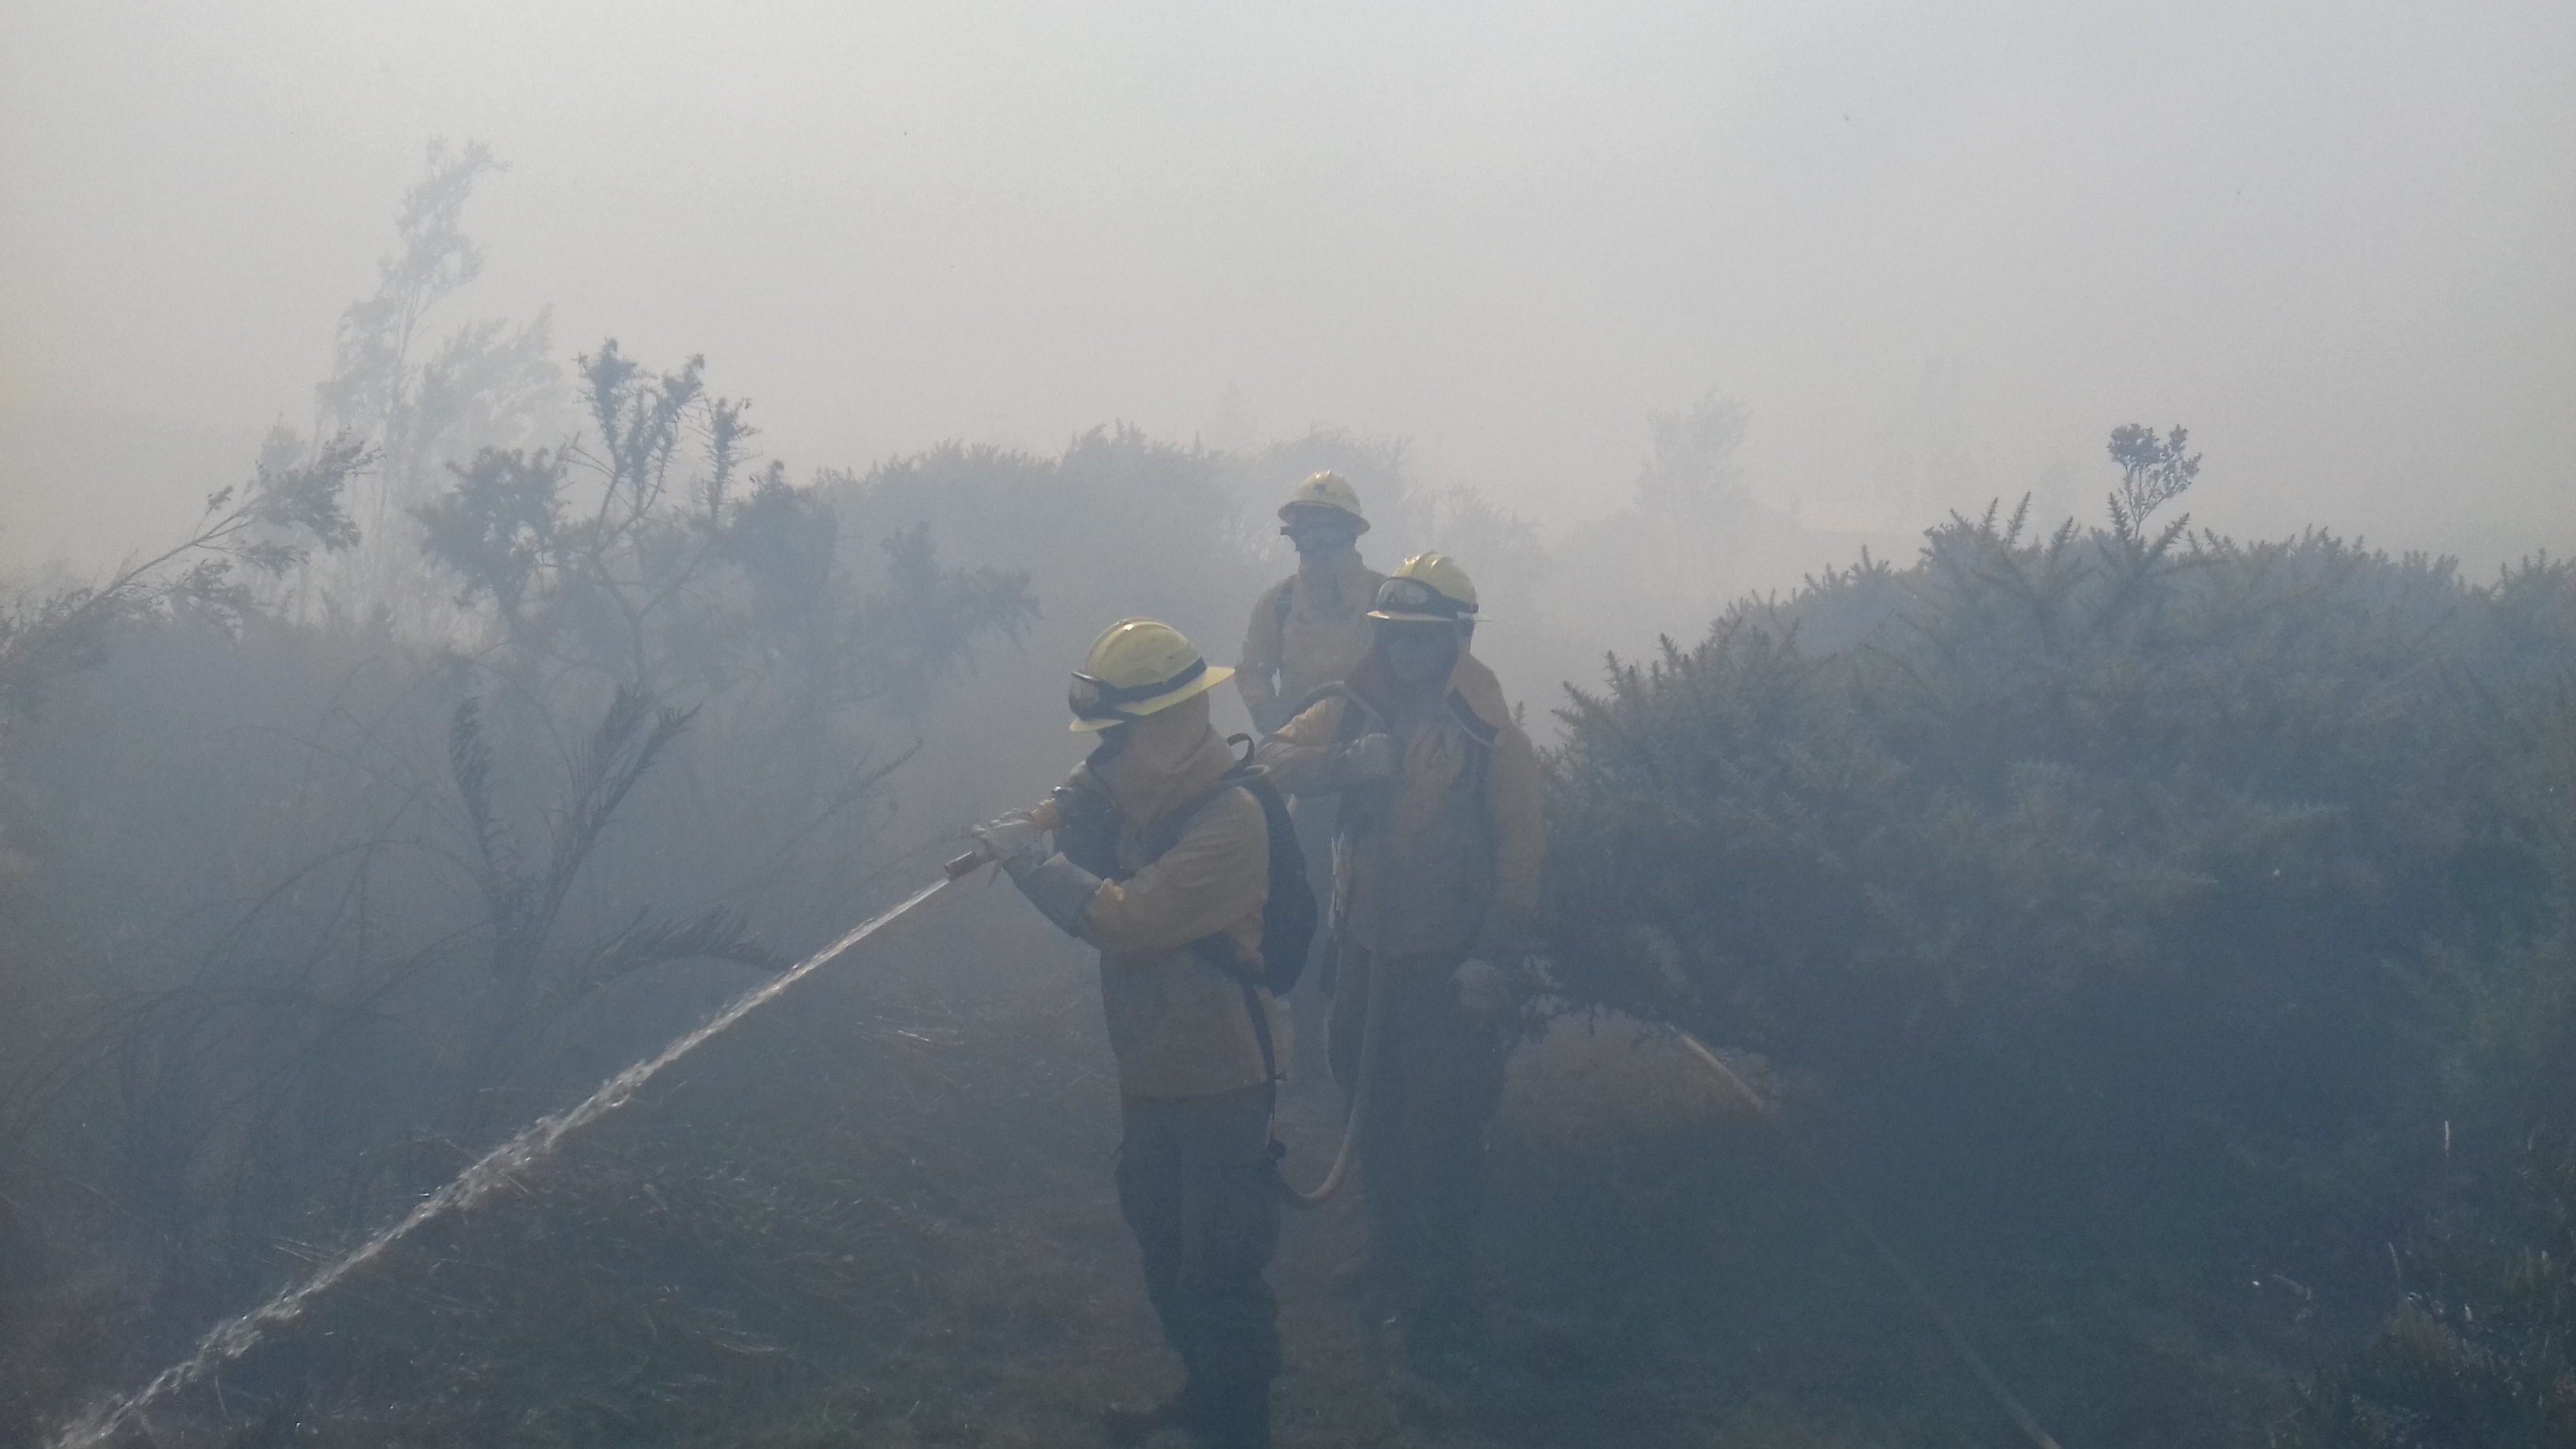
13, 9, 2576, 1447
6, 0, 2570, 581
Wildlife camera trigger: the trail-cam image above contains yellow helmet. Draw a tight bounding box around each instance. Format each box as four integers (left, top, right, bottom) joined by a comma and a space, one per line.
1067, 618, 1234, 733
1277, 471, 1369, 534
1368, 552, 1483, 624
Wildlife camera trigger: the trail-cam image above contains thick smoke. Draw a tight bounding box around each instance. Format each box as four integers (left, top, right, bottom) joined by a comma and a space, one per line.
4, 9, 2574, 1446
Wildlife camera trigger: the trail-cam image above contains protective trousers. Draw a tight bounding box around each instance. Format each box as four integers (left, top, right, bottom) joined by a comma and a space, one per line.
1327, 945, 1508, 1332
1114, 1084, 1280, 1446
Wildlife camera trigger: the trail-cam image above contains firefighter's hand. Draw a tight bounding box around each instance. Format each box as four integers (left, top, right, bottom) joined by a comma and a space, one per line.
1006, 853, 1103, 937
971, 810, 1047, 864
1336, 732, 1402, 781
1452, 957, 1514, 1027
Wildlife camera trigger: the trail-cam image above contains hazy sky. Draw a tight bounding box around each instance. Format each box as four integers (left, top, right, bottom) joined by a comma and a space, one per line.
4, 0, 2570, 575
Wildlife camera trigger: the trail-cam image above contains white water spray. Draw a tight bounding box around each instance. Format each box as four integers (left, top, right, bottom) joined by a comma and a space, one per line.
54, 873, 961, 1449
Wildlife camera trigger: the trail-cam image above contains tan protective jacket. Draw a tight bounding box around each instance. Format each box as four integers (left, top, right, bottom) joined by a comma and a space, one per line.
1061, 724, 1286, 1101
1258, 647, 1543, 961
1235, 551, 1387, 733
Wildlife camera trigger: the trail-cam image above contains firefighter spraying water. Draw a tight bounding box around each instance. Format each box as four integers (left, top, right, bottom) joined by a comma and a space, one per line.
970, 617, 1296, 1448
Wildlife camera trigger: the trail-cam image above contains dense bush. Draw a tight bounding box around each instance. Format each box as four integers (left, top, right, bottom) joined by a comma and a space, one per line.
1546, 501, 2576, 1323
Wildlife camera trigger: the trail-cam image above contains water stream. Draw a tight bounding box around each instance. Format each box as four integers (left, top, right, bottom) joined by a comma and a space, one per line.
54, 873, 961, 1449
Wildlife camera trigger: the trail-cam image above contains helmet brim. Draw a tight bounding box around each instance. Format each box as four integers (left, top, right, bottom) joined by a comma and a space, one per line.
1366, 608, 1484, 625
1069, 664, 1234, 732
1276, 502, 1369, 535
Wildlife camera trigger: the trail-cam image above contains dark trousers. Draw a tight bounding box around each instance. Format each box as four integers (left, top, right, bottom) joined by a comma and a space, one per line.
1327, 945, 1508, 1321
1115, 1085, 1282, 1407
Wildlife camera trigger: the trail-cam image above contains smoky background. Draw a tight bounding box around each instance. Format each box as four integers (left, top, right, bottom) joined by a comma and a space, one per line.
7, 1, 2572, 582
4, 4, 2574, 1447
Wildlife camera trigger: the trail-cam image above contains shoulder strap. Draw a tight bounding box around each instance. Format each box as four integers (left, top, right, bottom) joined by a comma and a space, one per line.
1141, 742, 1267, 864
1146, 752, 1282, 1092
1446, 687, 1500, 750
1239, 973, 1279, 1091
1272, 582, 1296, 632
1447, 687, 1496, 814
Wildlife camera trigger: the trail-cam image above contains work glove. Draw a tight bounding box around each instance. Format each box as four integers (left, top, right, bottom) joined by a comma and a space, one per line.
1451, 957, 1515, 1028
971, 809, 1048, 865
1004, 853, 1104, 938
1333, 732, 1402, 782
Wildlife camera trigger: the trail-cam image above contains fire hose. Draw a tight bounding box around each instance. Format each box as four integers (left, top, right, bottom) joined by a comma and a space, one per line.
1273, 921, 1386, 1209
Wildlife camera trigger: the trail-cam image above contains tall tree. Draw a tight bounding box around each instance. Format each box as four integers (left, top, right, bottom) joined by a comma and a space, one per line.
309, 140, 563, 625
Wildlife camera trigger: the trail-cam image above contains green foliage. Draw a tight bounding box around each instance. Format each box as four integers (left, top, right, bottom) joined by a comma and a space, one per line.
1546, 498, 2576, 1286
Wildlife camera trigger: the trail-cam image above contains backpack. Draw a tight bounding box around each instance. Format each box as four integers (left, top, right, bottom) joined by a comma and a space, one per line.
1174, 747, 1312, 1095
1051, 737, 1315, 1092
1158, 739, 1316, 998
1051, 736, 1318, 997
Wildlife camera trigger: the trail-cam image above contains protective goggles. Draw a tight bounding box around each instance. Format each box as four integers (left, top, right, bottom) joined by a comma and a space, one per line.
1372, 576, 1472, 620
1068, 657, 1208, 724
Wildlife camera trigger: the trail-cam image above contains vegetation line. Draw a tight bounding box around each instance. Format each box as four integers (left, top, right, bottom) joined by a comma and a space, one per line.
1677, 1032, 2066, 1449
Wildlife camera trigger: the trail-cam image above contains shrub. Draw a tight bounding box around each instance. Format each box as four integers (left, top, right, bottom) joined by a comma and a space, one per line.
1545, 503, 2576, 1291
2282, 1139, 2576, 1448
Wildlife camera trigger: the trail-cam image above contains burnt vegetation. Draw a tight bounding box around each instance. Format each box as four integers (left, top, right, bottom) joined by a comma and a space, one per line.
4, 146, 2574, 1449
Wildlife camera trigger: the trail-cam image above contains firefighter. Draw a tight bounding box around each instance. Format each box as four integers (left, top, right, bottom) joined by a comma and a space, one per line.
973, 618, 1285, 1448
1237, 471, 1385, 1084
1235, 470, 1384, 734
1257, 553, 1544, 1357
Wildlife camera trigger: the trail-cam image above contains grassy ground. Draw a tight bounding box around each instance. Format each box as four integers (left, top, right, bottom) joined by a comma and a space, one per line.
14, 920, 2327, 1448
